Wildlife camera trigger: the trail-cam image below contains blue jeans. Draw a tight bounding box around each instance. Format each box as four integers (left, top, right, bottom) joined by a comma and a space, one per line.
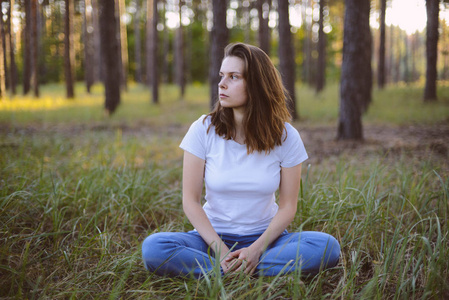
142, 230, 340, 278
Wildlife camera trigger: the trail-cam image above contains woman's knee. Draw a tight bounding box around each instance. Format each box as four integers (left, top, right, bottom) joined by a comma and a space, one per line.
324, 234, 341, 267
141, 232, 173, 270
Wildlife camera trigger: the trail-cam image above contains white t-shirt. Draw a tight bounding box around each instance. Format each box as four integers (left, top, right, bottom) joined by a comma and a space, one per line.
179, 115, 308, 235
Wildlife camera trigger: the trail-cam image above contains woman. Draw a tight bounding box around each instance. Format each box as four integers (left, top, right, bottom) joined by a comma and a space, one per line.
142, 43, 340, 278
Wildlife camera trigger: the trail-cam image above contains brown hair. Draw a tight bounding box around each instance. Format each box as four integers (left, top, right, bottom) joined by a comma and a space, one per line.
207, 42, 292, 154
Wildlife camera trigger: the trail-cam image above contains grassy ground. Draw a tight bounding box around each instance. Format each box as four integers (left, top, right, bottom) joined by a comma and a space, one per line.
1, 82, 448, 299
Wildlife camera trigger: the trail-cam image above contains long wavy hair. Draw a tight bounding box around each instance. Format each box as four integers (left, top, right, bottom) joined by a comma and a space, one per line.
207, 42, 292, 154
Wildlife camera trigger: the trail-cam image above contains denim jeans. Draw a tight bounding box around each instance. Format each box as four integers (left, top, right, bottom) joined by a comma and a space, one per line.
142, 230, 340, 278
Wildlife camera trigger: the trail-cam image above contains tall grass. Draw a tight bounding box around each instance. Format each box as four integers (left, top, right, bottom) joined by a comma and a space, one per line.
1, 82, 448, 298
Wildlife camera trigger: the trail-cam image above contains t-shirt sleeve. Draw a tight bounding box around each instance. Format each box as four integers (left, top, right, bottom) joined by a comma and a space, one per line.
179, 115, 208, 160
280, 123, 308, 168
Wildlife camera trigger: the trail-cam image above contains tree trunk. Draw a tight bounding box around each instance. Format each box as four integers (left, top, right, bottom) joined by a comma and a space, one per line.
7, 0, 17, 95
99, 0, 121, 114
278, 0, 297, 120
176, 0, 185, 99
377, 0, 386, 88
316, 0, 326, 93
403, 32, 410, 83
257, 0, 271, 56
31, 0, 39, 97
411, 33, 419, 82
363, 25, 373, 112
337, 0, 371, 140
64, 0, 75, 98
84, 0, 95, 93
134, 0, 142, 83
162, 0, 170, 84
423, 0, 439, 102
146, 0, 159, 103
23, 0, 31, 95
92, 0, 102, 83
117, 0, 128, 90
0, 11, 5, 98
209, 0, 229, 109
243, 1, 250, 43
1, 9, 8, 92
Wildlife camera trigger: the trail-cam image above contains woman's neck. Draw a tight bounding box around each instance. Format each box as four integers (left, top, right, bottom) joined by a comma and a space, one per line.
233, 108, 246, 144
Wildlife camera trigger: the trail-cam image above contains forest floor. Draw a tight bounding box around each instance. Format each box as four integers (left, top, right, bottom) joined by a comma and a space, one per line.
3, 118, 448, 172
298, 121, 449, 168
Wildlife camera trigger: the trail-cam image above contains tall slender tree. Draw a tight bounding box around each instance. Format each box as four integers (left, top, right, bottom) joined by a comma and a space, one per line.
84, 0, 95, 93
64, 0, 75, 98
209, 0, 229, 109
257, 0, 271, 56
278, 0, 297, 120
23, 0, 31, 95
92, 0, 102, 83
423, 0, 440, 101
134, 0, 142, 83
377, 0, 387, 88
99, 0, 121, 114
176, 0, 185, 99
146, 0, 158, 103
316, 0, 327, 93
0, 11, 5, 98
337, 0, 371, 140
7, 0, 17, 95
1, 10, 6, 91
117, 0, 128, 90
31, 0, 39, 97
162, 0, 170, 84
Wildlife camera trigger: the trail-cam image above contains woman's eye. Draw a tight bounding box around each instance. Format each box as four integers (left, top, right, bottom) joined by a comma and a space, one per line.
231, 75, 238, 80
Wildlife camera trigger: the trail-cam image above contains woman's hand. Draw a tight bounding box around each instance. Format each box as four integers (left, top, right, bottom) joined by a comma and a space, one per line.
220, 255, 239, 274
224, 246, 263, 275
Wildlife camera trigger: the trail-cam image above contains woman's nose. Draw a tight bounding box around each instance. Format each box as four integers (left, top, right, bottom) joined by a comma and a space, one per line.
218, 77, 227, 89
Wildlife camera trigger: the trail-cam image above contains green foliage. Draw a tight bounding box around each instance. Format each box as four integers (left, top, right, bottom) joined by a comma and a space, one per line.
1, 83, 449, 298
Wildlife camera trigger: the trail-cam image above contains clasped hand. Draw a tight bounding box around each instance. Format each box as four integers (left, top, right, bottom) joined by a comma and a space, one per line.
221, 247, 262, 275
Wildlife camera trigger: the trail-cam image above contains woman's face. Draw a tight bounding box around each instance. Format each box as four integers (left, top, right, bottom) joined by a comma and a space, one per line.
218, 56, 248, 110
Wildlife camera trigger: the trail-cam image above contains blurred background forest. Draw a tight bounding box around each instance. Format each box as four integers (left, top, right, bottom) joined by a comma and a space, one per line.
1, 0, 449, 112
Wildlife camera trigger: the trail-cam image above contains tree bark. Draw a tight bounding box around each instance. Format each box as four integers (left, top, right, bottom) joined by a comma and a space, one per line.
99, 0, 121, 114
23, 0, 31, 95
423, 0, 439, 102
0, 11, 5, 98
162, 0, 170, 84
92, 0, 102, 83
146, 0, 158, 103
117, 0, 128, 90
278, 0, 297, 120
316, 0, 326, 93
134, 0, 142, 83
176, 0, 185, 99
377, 0, 386, 88
7, 0, 17, 95
257, 0, 271, 56
1, 9, 8, 91
209, 0, 229, 109
84, 0, 95, 93
337, 0, 371, 140
31, 0, 39, 97
64, 0, 75, 98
